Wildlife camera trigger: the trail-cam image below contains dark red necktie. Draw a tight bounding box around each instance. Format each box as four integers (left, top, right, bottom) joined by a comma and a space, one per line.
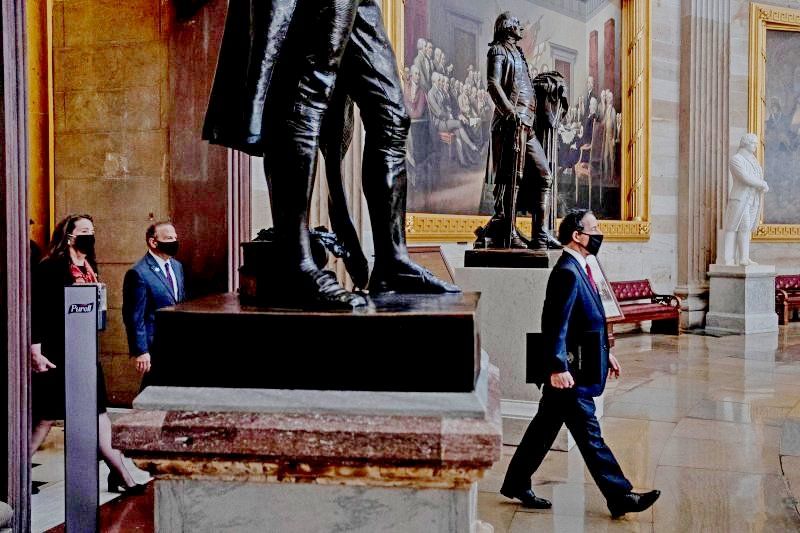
164, 261, 175, 298
585, 264, 599, 293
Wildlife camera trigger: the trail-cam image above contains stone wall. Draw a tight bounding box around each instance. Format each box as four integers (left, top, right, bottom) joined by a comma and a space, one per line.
53, 0, 170, 404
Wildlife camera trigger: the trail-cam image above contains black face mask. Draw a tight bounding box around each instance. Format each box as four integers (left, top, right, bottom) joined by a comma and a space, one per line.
71, 234, 95, 254
156, 240, 179, 257
579, 232, 604, 256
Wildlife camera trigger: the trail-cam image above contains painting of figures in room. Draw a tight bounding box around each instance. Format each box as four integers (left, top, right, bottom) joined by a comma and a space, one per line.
763, 30, 800, 225
403, 0, 623, 220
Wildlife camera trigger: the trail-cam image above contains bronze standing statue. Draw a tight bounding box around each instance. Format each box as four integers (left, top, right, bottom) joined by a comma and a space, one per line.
197, 0, 459, 308
478, 12, 567, 250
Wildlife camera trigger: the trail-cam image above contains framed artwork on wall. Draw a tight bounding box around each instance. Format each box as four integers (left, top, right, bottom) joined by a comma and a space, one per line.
749, 3, 800, 241
381, 0, 651, 242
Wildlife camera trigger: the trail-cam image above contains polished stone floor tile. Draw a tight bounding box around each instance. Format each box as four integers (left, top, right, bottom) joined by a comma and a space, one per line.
659, 436, 781, 474
653, 466, 800, 532
477, 492, 516, 533
671, 418, 781, 447
688, 399, 790, 427
509, 511, 651, 532
611, 386, 706, 409
604, 401, 690, 423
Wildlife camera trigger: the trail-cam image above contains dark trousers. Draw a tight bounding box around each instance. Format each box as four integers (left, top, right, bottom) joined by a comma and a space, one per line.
268, 0, 410, 270
501, 386, 632, 501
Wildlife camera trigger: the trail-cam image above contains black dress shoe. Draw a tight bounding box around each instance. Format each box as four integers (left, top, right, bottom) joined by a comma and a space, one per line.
607, 490, 660, 518
368, 259, 461, 294
108, 472, 148, 496
499, 488, 552, 509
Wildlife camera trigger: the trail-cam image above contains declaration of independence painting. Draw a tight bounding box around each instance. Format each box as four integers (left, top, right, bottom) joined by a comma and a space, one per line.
764, 29, 800, 225
402, 0, 623, 219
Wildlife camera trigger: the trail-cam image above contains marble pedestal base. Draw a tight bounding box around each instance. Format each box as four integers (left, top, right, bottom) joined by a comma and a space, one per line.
113, 354, 501, 533
156, 479, 478, 532
706, 265, 778, 334
781, 402, 800, 457
455, 266, 604, 451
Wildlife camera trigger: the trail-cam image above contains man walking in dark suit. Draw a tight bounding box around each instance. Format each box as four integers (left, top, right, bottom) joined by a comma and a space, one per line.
500, 209, 660, 518
122, 222, 185, 380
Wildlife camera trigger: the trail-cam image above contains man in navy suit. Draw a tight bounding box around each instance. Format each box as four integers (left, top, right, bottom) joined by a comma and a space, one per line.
122, 222, 185, 380
500, 209, 660, 518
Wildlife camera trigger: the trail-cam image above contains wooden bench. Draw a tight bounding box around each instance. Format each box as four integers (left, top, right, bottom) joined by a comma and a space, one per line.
775, 274, 800, 325
609, 279, 680, 334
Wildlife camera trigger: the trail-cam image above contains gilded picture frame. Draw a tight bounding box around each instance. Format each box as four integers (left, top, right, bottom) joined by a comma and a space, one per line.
382, 0, 651, 243
749, 3, 800, 241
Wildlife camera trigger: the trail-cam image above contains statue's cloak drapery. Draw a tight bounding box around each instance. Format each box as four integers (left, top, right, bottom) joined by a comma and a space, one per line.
723, 152, 764, 232
200, 0, 300, 157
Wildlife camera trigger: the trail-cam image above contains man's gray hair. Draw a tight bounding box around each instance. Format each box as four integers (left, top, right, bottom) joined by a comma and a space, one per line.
740, 132, 758, 148
417, 38, 426, 50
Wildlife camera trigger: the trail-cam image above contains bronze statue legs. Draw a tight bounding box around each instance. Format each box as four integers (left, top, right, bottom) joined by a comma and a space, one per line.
267, 0, 457, 307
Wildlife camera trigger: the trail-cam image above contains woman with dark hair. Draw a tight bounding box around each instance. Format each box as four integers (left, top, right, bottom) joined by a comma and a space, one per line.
30, 214, 145, 495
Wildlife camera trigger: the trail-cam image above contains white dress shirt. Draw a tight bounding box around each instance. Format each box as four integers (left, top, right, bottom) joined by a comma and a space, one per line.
148, 250, 178, 300
563, 246, 588, 274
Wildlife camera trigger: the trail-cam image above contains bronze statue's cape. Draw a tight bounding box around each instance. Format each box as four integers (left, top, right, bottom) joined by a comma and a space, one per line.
185, 0, 364, 284
201, 0, 336, 158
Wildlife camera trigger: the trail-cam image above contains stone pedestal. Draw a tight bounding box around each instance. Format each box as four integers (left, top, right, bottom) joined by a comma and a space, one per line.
454, 265, 604, 451
113, 353, 501, 533
706, 264, 778, 334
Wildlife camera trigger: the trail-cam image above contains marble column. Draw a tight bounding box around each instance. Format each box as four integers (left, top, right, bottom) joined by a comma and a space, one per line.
676, 0, 731, 329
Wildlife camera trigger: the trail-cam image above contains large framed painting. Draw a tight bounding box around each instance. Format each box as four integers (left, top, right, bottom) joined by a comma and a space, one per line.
750, 3, 800, 241
381, 0, 650, 242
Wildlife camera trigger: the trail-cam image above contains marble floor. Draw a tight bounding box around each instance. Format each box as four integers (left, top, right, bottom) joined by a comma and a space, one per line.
27, 329, 800, 532
30, 413, 151, 533
477, 327, 800, 532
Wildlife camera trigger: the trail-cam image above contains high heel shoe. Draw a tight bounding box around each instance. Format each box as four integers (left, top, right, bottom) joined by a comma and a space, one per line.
107, 471, 147, 495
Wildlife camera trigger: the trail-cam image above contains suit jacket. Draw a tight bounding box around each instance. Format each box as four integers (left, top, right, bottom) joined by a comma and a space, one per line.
122, 254, 185, 357
533, 252, 610, 397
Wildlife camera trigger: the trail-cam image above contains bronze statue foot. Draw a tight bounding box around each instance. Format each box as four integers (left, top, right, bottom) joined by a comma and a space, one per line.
528, 235, 562, 250
278, 269, 367, 309
342, 248, 370, 290
509, 228, 528, 249
368, 258, 461, 294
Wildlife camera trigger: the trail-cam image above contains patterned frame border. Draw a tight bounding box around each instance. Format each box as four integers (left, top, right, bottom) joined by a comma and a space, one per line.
383, 0, 652, 242
749, 3, 800, 241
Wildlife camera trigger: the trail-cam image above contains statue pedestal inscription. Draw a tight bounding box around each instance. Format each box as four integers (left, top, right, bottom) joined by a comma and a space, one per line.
112, 353, 501, 533
706, 264, 778, 334
455, 264, 604, 451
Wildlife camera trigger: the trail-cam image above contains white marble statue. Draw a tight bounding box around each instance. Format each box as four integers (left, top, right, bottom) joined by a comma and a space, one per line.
719, 133, 769, 266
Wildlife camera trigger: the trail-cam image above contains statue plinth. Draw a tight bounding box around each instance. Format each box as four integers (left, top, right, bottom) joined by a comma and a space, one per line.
464, 248, 562, 269
706, 264, 778, 334
113, 345, 500, 532
149, 292, 480, 392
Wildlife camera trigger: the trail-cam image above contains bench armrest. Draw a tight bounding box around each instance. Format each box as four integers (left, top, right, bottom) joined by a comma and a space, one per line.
651, 294, 680, 308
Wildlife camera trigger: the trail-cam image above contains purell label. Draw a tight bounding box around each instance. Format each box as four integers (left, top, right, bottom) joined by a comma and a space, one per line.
68, 302, 94, 314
